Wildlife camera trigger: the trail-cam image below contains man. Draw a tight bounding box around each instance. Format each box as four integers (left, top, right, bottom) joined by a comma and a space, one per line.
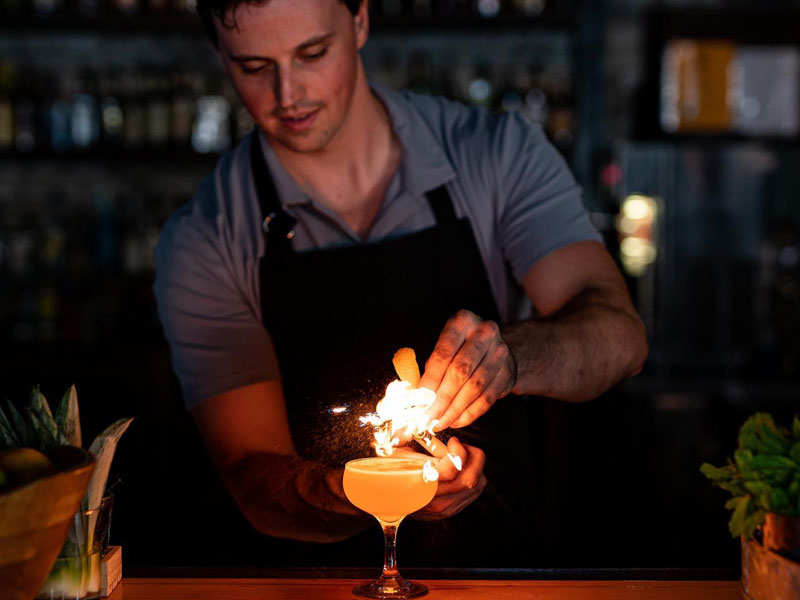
154, 0, 647, 564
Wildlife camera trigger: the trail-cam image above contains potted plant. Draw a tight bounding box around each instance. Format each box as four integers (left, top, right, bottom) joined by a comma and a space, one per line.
0, 385, 133, 599
701, 412, 800, 599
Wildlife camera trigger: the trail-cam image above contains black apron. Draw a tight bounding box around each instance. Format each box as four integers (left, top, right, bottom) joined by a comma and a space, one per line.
252, 133, 537, 567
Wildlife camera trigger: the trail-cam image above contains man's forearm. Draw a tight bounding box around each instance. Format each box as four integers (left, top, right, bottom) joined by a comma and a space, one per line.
222, 452, 371, 543
503, 285, 648, 402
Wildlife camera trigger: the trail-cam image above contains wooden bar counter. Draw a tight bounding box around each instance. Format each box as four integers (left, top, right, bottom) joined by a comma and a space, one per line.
108, 577, 742, 599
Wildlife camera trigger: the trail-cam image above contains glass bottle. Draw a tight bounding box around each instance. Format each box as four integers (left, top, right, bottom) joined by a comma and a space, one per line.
71, 71, 100, 150
0, 62, 16, 152
170, 70, 196, 148
99, 71, 125, 148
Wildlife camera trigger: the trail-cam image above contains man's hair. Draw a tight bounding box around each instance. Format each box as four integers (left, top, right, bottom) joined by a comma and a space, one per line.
197, 0, 363, 47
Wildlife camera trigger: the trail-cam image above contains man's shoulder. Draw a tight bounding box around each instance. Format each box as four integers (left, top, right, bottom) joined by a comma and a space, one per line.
384, 83, 539, 139
380, 84, 550, 174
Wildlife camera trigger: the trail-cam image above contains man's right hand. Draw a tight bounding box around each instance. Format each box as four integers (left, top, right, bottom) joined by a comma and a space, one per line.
404, 436, 487, 521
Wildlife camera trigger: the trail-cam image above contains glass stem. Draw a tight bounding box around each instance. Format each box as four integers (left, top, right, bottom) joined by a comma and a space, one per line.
381, 523, 399, 579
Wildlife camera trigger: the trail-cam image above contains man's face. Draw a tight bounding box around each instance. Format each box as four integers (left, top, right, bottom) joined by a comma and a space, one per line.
214, 0, 368, 154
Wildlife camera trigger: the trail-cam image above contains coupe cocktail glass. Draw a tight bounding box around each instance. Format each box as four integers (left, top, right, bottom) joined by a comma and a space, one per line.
343, 457, 438, 599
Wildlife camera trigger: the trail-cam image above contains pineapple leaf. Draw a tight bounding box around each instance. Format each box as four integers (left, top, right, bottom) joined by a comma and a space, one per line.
0, 402, 21, 449
84, 417, 134, 511
29, 386, 62, 447
55, 384, 82, 447
27, 408, 60, 450
5, 399, 32, 447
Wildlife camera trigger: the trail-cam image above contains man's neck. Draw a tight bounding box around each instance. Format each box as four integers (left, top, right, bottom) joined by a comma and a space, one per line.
269, 74, 401, 238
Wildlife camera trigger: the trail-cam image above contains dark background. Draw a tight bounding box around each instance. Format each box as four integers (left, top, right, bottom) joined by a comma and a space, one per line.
2, 0, 800, 574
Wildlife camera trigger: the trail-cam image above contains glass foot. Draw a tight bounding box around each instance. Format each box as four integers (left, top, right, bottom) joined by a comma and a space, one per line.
352, 574, 428, 599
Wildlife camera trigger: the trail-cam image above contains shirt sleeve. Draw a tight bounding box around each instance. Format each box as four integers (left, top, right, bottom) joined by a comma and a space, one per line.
153, 197, 279, 411
493, 112, 602, 284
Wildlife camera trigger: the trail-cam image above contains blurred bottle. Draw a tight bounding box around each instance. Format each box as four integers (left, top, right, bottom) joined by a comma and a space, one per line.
171, 70, 196, 148
375, 49, 406, 90
93, 191, 118, 271
495, 66, 525, 114
466, 61, 494, 108
543, 67, 573, 150
191, 75, 231, 153
14, 97, 36, 152
172, 0, 196, 13
40, 193, 67, 273
32, 0, 62, 18
48, 72, 73, 153
13, 71, 43, 153
406, 51, 435, 96
70, 72, 100, 149
113, 0, 139, 17
123, 71, 146, 149
523, 76, 549, 125
99, 71, 125, 148
0, 62, 17, 152
145, 70, 171, 147
475, 0, 501, 19
512, 0, 544, 16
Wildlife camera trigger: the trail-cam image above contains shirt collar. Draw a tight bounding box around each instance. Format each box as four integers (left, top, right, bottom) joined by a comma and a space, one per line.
256, 79, 456, 210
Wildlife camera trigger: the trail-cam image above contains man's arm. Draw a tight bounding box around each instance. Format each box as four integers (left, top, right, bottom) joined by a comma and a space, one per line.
504, 240, 647, 400
421, 241, 648, 430
190, 380, 371, 543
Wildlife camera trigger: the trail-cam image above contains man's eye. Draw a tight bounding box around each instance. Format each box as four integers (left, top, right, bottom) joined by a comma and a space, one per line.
303, 48, 328, 61
242, 64, 268, 74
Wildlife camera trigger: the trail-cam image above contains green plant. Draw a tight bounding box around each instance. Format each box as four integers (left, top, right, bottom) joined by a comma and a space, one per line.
701, 413, 800, 539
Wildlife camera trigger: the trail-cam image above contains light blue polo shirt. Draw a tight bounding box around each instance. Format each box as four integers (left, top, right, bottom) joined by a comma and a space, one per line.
154, 80, 602, 409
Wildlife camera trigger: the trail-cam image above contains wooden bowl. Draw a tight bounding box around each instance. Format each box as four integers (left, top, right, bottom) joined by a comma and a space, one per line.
0, 446, 96, 600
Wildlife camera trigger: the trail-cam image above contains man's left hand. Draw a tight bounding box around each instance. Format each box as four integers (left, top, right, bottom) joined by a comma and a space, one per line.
419, 309, 516, 431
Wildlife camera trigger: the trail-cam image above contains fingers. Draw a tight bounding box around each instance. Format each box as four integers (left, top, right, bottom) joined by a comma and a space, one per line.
431, 333, 515, 431
434, 436, 468, 482
429, 321, 498, 428
447, 345, 515, 429
418, 310, 482, 415
436, 440, 484, 494
414, 474, 487, 520
411, 440, 487, 520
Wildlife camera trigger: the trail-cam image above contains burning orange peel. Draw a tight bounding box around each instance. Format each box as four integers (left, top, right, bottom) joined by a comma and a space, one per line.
392, 347, 421, 387
359, 348, 463, 475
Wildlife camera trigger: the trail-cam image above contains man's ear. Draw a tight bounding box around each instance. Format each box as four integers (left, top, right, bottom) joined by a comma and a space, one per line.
354, 0, 370, 50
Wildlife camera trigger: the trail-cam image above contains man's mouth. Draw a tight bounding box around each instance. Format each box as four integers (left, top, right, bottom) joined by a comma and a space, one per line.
279, 108, 320, 131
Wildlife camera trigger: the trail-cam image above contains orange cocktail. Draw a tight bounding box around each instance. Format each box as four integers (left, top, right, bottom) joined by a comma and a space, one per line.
343, 456, 438, 599
343, 457, 437, 524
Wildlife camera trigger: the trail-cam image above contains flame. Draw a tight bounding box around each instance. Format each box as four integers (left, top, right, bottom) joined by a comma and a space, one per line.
359, 380, 437, 456
447, 453, 463, 471
358, 379, 463, 478
422, 460, 439, 483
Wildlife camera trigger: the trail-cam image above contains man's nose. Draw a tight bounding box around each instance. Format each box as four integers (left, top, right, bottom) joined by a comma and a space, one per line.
274, 68, 300, 110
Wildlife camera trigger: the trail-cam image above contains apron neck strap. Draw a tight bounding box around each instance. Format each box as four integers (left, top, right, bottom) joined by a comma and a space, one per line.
250, 129, 458, 244
250, 131, 297, 246
424, 184, 457, 224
